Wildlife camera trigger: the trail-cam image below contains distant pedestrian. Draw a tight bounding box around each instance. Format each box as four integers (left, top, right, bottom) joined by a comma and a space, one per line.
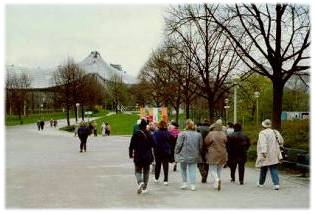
175, 119, 202, 191
36, 121, 40, 131
49, 118, 53, 127
226, 123, 250, 185
53, 119, 58, 127
226, 122, 234, 136
153, 120, 172, 185
204, 121, 228, 191
40, 120, 45, 130
197, 119, 210, 183
129, 119, 154, 194
93, 121, 97, 136
256, 119, 284, 190
169, 121, 180, 171
101, 122, 106, 136
88, 122, 94, 135
105, 123, 111, 136
78, 121, 90, 153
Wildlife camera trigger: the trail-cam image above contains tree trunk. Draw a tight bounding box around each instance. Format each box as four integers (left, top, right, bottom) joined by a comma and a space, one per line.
74, 105, 77, 123
272, 79, 284, 130
185, 98, 190, 119
207, 97, 215, 123
66, 105, 70, 126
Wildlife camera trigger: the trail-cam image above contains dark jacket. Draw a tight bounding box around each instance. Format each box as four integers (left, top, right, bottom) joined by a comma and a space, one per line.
129, 129, 154, 166
78, 126, 89, 141
197, 125, 210, 161
227, 131, 250, 162
153, 128, 172, 159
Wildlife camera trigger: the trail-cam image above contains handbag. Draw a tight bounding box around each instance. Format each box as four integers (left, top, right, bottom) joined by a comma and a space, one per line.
272, 130, 287, 160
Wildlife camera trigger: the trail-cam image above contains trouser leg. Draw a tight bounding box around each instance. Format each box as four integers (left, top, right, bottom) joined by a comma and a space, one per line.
229, 160, 237, 181
155, 158, 162, 180
259, 166, 268, 185
188, 163, 197, 185
238, 160, 245, 183
269, 164, 280, 185
209, 164, 219, 183
180, 162, 187, 183
162, 158, 169, 182
143, 164, 150, 189
134, 164, 143, 185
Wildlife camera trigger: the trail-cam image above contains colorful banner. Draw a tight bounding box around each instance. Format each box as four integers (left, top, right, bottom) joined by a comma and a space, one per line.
139, 107, 168, 123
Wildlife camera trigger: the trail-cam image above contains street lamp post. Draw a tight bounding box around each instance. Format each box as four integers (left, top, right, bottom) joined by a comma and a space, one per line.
233, 76, 240, 124
224, 98, 230, 125
76, 103, 80, 124
254, 91, 260, 126
40, 104, 43, 119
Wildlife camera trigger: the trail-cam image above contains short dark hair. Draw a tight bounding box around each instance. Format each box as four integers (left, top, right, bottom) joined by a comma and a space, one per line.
233, 123, 242, 131
227, 122, 234, 128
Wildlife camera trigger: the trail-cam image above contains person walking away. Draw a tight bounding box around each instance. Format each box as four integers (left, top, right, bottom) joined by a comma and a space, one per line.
226, 123, 250, 185
148, 122, 158, 174
78, 122, 90, 152
175, 119, 202, 191
226, 122, 234, 136
40, 120, 45, 131
169, 121, 180, 171
129, 119, 154, 194
256, 119, 284, 190
53, 119, 58, 127
196, 120, 210, 183
50, 119, 53, 127
93, 121, 97, 136
101, 122, 106, 136
153, 120, 172, 185
105, 123, 111, 136
204, 122, 228, 191
36, 121, 40, 131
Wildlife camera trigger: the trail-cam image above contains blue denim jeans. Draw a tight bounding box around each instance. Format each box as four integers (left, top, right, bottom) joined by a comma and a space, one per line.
180, 162, 197, 185
259, 164, 279, 185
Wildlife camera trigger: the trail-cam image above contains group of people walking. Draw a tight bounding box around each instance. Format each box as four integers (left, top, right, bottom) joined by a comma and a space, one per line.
129, 118, 284, 194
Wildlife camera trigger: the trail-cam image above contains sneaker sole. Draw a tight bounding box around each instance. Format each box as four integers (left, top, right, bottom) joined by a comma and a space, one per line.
137, 183, 144, 194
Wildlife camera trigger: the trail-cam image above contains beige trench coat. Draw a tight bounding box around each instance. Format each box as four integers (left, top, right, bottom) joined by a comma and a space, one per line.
203, 130, 228, 165
255, 128, 284, 167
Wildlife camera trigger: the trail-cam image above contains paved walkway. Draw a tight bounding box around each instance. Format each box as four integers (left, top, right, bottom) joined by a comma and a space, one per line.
5, 120, 310, 208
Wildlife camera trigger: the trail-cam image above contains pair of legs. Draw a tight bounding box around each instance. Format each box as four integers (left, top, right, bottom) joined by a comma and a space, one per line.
258, 164, 280, 186
135, 164, 150, 190
180, 162, 197, 185
209, 164, 223, 189
197, 163, 209, 183
229, 159, 246, 184
80, 139, 87, 152
155, 157, 169, 182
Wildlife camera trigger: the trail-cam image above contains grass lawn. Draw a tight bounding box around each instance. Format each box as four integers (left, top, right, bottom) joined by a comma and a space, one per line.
5, 112, 75, 126
95, 112, 139, 135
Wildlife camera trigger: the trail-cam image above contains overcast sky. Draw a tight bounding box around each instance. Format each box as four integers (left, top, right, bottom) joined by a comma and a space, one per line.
5, 4, 167, 77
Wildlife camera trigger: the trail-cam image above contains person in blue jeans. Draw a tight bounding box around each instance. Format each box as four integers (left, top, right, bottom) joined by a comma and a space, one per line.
256, 119, 284, 190
175, 119, 202, 191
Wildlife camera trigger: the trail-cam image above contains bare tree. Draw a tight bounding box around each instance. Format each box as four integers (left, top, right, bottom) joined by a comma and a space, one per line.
166, 4, 241, 122
208, 3, 310, 128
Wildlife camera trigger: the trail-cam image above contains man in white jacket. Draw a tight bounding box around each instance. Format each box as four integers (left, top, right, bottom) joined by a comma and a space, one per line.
256, 119, 284, 190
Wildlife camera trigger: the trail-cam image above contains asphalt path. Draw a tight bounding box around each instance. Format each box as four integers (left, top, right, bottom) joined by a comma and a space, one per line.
5, 119, 310, 208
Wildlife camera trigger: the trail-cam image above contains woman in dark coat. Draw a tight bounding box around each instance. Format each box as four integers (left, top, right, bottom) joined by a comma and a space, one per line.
78, 122, 90, 152
129, 119, 154, 194
153, 120, 172, 185
226, 123, 250, 185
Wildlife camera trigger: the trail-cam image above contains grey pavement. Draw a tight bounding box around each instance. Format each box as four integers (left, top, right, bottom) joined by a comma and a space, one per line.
6, 120, 310, 208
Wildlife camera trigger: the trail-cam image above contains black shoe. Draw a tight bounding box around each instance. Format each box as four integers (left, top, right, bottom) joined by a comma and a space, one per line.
231, 179, 235, 183
173, 164, 177, 171
84, 150, 86, 152
80, 151, 82, 153
240, 181, 244, 185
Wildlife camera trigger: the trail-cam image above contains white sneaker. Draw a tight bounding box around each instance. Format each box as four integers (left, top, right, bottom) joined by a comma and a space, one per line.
137, 182, 144, 194
273, 185, 280, 190
256, 182, 264, 188
141, 188, 148, 194
154, 179, 159, 183
180, 183, 188, 189
191, 185, 196, 191
163, 181, 168, 185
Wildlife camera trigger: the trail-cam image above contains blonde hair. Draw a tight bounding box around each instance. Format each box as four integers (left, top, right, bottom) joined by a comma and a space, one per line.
185, 119, 195, 130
